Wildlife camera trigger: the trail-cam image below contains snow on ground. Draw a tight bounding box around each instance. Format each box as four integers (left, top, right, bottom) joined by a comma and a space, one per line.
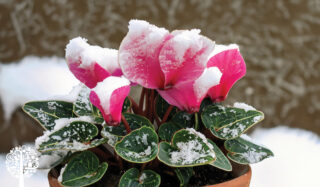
250, 126, 320, 187
0, 56, 79, 120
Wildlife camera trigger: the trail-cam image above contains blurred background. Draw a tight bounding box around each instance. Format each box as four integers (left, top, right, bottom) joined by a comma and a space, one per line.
1, 0, 319, 152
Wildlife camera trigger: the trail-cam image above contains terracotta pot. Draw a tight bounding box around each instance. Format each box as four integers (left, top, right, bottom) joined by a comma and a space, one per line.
205, 165, 252, 187
48, 165, 251, 187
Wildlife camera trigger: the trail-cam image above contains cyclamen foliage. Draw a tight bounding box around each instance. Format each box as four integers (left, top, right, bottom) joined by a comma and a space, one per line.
23, 20, 273, 187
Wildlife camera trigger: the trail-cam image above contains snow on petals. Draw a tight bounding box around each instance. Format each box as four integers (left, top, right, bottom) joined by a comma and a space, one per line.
119, 20, 171, 89
66, 37, 122, 88
206, 44, 246, 102
89, 76, 130, 125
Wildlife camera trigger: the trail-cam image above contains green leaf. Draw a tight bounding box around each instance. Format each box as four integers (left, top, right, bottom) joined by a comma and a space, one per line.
155, 95, 178, 120
201, 105, 264, 139
73, 86, 104, 124
119, 168, 161, 187
199, 98, 214, 113
207, 140, 232, 171
157, 129, 216, 167
23, 100, 74, 130
115, 126, 158, 163
158, 122, 182, 142
61, 151, 108, 187
38, 151, 72, 169
174, 167, 193, 187
224, 135, 274, 164
158, 112, 194, 142
37, 121, 98, 152
101, 113, 154, 138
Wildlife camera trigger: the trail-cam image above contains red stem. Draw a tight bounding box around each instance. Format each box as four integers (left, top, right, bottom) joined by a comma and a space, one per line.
148, 90, 155, 122
128, 96, 142, 115
144, 89, 150, 116
153, 98, 161, 126
121, 114, 131, 133
139, 88, 146, 112
161, 105, 174, 124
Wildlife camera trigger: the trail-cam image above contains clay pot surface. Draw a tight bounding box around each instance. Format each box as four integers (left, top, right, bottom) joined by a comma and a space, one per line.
205, 165, 251, 187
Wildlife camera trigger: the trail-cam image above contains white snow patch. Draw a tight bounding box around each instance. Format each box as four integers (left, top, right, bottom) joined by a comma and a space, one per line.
92, 76, 130, 114
139, 173, 147, 183
233, 102, 256, 111
194, 67, 222, 101
208, 43, 239, 60
58, 164, 67, 182
250, 126, 320, 187
0, 56, 79, 120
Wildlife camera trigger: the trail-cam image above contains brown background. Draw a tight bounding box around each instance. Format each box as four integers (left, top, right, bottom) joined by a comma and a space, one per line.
0, 0, 319, 152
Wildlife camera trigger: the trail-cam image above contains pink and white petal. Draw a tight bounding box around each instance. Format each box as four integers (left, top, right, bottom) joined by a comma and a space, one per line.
89, 76, 131, 125
206, 45, 246, 102
66, 37, 121, 88
159, 29, 215, 87
119, 20, 171, 89
193, 67, 222, 102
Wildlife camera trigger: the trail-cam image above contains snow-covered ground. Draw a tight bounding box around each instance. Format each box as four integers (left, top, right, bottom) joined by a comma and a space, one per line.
1, 126, 319, 186
0, 56, 79, 120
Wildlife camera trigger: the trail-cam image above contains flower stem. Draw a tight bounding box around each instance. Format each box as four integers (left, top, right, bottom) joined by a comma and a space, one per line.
128, 96, 142, 115
148, 90, 155, 122
153, 97, 161, 126
161, 105, 174, 124
139, 87, 146, 111
144, 89, 150, 116
194, 112, 199, 130
121, 114, 131, 134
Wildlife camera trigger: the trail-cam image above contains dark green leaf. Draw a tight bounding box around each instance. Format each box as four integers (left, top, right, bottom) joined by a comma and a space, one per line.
115, 127, 158, 163
61, 151, 108, 187
155, 95, 178, 120
174, 167, 193, 187
101, 113, 154, 138
119, 168, 161, 187
72, 86, 104, 124
224, 135, 274, 164
23, 100, 74, 130
201, 105, 264, 139
122, 97, 132, 112
207, 140, 232, 171
157, 129, 216, 167
37, 121, 98, 152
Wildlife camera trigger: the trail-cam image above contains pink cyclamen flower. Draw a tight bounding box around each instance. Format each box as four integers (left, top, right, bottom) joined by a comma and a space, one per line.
206, 44, 246, 102
119, 20, 220, 112
89, 76, 130, 125
66, 37, 122, 88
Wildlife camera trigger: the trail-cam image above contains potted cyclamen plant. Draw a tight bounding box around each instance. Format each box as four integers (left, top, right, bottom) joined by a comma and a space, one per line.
23, 20, 273, 187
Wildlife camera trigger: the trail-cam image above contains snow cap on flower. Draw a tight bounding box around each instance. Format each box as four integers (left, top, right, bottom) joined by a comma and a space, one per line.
158, 67, 222, 112
119, 20, 170, 89
89, 76, 130, 125
206, 44, 246, 102
66, 37, 122, 88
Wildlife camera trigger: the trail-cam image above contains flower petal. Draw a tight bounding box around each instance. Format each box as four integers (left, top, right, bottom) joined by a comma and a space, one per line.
159, 29, 215, 87
119, 20, 171, 89
89, 76, 130, 125
206, 44, 246, 102
158, 67, 221, 113
66, 37, 122, 88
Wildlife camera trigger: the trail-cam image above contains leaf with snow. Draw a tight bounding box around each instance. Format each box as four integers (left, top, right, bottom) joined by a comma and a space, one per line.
37, 121, 98, 152
174, 167, 193, 187
157, 128, 216, 167
60, 151, 108, 187
38, 151, 71, 169
207, 140, 232, 171
224, 135, 274, 164
101, 113, 154, 146
115, 126, 158, 163
119, 168, 161, 187
158, 112, 194, 141
23, 100, 74, 130
201, 105, 264, 139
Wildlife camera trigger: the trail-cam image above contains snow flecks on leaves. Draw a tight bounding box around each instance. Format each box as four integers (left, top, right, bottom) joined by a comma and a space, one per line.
233, 102, 256, 112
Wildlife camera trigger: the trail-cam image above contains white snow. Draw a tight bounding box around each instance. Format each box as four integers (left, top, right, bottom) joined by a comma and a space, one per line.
128, 19, 168, 39
139, 173, 147, 183
194, 67, 222, 101
58, 164, 66, 182
250, 126, 320, 187
66, 37, 120, 73
92, 76, 130, 114
208, 44, 239, 60
233, 102, 256, 111
0, 56, 79, 120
